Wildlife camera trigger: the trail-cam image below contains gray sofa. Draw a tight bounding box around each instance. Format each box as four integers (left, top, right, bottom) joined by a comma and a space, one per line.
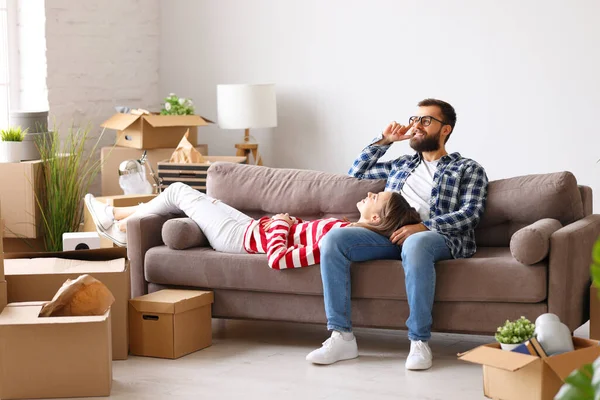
127, 163, 600, 335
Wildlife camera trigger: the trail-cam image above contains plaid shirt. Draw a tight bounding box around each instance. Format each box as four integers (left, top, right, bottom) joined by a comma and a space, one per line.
349, 137, 489, 259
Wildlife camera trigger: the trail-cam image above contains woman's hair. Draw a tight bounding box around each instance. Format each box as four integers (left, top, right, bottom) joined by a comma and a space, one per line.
356, 192, 421, 237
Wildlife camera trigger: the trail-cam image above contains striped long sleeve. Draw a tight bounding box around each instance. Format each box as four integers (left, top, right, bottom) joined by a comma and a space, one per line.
244, 217, 350, 269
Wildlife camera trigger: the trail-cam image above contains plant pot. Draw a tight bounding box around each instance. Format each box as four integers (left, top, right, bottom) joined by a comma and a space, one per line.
0, 141, 23, 163
21, 131, 52, 161
500, 342, 523, 351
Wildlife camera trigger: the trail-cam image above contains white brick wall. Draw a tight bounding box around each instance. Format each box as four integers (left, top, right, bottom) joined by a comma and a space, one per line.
44, 0, 160, 194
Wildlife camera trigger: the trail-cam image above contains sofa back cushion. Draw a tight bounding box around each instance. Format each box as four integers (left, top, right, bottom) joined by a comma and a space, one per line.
207, 163, 386, 221
475, 172, 584, 246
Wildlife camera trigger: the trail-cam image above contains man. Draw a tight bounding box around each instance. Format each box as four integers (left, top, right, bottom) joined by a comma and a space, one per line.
306, 98, 488, 370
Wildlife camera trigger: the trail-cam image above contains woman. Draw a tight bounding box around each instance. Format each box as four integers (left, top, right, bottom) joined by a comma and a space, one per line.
85, 182, 420, 269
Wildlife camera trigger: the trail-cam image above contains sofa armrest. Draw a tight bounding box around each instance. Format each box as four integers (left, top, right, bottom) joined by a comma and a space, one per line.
548, 214, 600, 331
126, 213, 173, 298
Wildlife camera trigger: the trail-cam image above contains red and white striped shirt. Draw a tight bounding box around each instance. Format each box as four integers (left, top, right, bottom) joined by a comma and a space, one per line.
243, 217, 350, 269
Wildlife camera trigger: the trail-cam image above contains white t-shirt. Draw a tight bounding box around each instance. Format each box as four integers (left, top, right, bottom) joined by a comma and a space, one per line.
401, 160, 438, 221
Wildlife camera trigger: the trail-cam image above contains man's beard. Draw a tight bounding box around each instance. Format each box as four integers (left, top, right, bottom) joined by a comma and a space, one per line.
409, 128, 441, 152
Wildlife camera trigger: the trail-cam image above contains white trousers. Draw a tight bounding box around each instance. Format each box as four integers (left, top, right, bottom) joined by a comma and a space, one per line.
132, 182, 251, 253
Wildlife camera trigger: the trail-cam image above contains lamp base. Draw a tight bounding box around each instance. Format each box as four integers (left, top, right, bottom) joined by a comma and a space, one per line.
235, 143, 262, 166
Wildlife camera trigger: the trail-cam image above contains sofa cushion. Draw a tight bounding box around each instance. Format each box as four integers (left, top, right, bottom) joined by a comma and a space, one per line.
162, 218, 208, 250
144, 246, 547, 303
475, 172, 583, 247
510, 218, 562, 265
206, 162, 386, 221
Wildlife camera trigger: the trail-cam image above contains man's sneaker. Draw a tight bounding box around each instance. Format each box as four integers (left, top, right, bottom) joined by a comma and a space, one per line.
405, 340, 433, 370
84, 194, 114, 231
306, 331, 358, 365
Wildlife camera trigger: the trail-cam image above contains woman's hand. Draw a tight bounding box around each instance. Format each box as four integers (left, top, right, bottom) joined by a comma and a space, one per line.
272, 213, 294, 226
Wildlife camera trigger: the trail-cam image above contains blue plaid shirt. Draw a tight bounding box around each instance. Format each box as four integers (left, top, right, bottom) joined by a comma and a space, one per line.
349, 139, 489, 259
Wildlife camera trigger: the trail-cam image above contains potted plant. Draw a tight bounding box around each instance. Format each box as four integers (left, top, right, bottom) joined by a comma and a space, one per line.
160, 93, 194, 115
0, 126, 27, 162
495, 316, 536, 350
33, 123, 105, 252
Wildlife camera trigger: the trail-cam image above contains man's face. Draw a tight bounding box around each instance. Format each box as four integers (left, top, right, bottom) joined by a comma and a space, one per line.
409, 106, 446, 153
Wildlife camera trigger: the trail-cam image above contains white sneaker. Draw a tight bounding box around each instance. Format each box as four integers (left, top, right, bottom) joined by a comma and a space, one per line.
99, 223, 127, 247
405, 340, 433, 370
306, 331, 358, 365
85, 194, 114, 231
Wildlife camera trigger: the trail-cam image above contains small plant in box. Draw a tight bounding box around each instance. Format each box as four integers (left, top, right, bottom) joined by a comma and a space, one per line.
495, 316, 536, 350
0, 126, 28, 162
160, 93, 194, 115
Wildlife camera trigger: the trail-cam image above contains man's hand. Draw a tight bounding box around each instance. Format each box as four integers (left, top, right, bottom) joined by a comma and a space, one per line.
390, 223, 428, 245
377, 121, 414, 146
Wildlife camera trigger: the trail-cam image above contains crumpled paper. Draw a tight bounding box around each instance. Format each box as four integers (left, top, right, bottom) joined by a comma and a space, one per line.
169, 130, 205, 163
39, 274, 116, 317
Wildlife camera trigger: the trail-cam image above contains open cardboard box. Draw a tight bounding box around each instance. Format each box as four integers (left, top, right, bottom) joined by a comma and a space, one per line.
101, 113, 213, 149
3, 247, 130, 360
0, 302, 112, 399
458, 337, 600, 400
100, 145, 208, 196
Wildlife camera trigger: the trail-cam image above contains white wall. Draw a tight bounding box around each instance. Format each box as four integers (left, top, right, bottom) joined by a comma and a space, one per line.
160, 0, 600, 212
45, 0, 160, 194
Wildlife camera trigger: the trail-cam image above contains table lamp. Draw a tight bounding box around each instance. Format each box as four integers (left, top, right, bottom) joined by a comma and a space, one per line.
118, 151, 163, 194
217, 83, 277, 166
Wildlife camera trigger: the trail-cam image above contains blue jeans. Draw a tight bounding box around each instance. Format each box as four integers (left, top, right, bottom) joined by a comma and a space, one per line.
319, 227, 452, 341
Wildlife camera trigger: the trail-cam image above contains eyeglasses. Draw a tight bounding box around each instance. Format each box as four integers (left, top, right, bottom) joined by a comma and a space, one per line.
409, 115, 447, 127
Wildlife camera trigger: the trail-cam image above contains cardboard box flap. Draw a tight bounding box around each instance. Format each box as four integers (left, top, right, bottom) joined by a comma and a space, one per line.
458, 343, 539, 372
4, 247, 127, 261
5, 257, 126, 275
143, 114, 213, 128
1, 303, 109, 325
101, 113, 142, 130
544, 338, 600, 380
130, 290, 213, 315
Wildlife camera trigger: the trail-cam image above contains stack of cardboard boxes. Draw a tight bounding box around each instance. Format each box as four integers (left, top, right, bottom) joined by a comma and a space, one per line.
100, 112, 212, 196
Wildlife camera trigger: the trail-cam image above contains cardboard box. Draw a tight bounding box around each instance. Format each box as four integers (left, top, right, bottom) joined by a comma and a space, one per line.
0, 219, 6, 313
458, 337, 600, 400
4, 247, 130, 360
101, 113, 213, 149
101, 145, 208, 196
0, 160, 43, 238
158, 156, 247, 192
0, 302, 112, 399
82, 193, 158, 248
129, 289, 213, 359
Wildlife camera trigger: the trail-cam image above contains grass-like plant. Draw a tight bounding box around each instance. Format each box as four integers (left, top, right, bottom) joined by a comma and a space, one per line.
34, 123, 105, 252
1, 126, 28, 141
495, 316, 536, 344
555, 237, 600, 399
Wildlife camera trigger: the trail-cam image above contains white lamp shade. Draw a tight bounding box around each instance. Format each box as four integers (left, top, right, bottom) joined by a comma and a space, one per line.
217, 84, 277, 129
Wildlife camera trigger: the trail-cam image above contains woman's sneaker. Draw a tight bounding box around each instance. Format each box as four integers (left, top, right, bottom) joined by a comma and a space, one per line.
84, 194, 126, 247
306, 331, 358, 365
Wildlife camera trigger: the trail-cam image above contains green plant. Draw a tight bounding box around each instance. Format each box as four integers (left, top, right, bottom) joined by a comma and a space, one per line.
160, 93, 194, 115
555, 237, 600, 399
1, 126, 28, 142
495, 316, 536, 344
33, 123, 105, 252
